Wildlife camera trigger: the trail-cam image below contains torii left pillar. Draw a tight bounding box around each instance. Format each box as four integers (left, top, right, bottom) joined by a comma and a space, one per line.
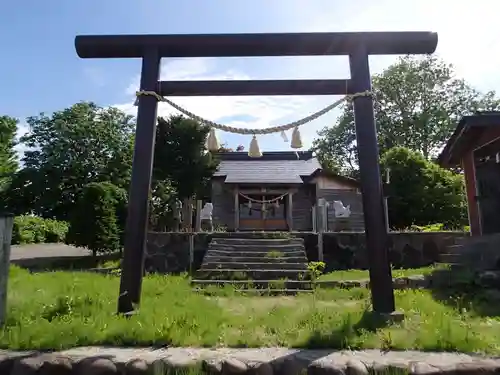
118, 49, 161, 314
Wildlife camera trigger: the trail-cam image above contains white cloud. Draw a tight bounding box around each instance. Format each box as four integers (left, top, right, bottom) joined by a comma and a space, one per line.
14, 122, 29, 162
305, 0, 500, 91
115, 57, 326, 151
112, 0, 500, 151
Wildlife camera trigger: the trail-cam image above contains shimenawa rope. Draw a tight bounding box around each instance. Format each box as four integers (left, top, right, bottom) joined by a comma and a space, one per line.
135, 90, 372, 157
239, 192, 288, 204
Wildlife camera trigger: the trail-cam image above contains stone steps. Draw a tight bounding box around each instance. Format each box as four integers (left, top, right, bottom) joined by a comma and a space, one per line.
211, 238, 304, 246
439, 240, 467, 268
445, 244, 463, 252
193, 235, 312, 292
206, 250, 306, 257
210, 231, 297, 238
191, 279, 314, 289
193, 287, 313, 295
452, 236, 470, 246
439, 253, 463, 264
203, 255, 308, 263
441, 234, 500, 271
200, 262, 307, 271
208, 244, 305, 252
195, 269, 309, 281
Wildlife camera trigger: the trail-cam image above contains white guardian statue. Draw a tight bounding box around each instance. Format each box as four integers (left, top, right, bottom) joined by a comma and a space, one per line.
332, 200, 351, 218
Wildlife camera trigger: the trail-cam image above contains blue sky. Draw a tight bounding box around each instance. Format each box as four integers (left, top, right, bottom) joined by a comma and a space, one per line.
1, 0, 499, 152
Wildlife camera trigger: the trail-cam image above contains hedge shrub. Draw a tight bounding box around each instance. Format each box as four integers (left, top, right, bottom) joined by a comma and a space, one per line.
406, 223, 470, 232
66, 182, 127, 255
381, 147, 467, 229
12, 215, 69, 245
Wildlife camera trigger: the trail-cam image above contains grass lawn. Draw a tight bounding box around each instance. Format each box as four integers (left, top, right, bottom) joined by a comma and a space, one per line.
3, 265, 500, 354
317, 265, 445, 282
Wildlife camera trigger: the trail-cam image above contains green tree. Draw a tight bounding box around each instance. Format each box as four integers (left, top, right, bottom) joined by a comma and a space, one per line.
313, 55, 500, 174
153, 115, 218, 200
150, 115, 219, 230
218, 143, 245, 152
107, 183, 128, 247
381, 147, 467, 229
149, 177, 177, 231
4, 102, 134, 220
66, 182, 126, 255
0, 116, 19, 190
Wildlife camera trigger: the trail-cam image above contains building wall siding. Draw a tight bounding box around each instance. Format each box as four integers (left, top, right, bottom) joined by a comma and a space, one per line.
211, 180, 235, 230
291, 185, 314, 231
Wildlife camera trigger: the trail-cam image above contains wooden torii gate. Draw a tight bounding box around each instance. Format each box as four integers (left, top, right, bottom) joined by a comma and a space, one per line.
74, 31, 438, 315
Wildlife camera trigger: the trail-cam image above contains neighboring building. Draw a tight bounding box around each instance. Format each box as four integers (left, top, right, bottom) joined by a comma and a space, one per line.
210, 151, 364, 232
438, 111, 500, 236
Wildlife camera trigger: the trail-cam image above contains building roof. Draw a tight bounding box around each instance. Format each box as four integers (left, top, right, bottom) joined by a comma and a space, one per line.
213, 151, 322, 184
437, 112, 500, 167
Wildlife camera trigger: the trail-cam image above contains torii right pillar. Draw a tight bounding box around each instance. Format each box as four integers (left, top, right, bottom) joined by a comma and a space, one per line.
349, 45, 395, 313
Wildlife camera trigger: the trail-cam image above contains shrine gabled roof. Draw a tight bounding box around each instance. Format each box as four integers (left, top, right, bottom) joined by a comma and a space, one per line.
213, 151, 322, 184
438, 112, 500, 167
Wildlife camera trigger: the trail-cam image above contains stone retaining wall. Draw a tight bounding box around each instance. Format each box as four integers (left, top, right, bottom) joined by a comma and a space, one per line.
317, 274, 441, 290
307, 232, 467, 272
2, 347, 500, 375
146, 231, 468, 274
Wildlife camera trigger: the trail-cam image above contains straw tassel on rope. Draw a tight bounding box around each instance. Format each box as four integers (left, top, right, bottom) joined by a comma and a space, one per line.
248, 135, 262, 158
280, 130, 289, 142
290, 126, 303, 149
206, 128, 220, 151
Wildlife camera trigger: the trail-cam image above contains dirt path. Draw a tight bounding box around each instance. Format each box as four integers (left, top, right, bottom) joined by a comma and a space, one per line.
10, 243, 91, 261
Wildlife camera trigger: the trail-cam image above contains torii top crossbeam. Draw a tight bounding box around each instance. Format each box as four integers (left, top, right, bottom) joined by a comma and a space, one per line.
75, 32, 438, 58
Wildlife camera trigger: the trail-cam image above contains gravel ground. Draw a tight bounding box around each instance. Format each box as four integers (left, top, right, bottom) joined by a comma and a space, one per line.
9, 243, 91, 261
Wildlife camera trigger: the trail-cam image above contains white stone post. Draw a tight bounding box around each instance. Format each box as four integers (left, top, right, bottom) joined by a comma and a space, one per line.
317, 199, 328, 262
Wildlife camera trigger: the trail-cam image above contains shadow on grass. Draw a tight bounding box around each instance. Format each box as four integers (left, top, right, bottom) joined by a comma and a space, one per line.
301, 309, 393, 349
428, 267, 500, 317
243, 310, 403, 375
